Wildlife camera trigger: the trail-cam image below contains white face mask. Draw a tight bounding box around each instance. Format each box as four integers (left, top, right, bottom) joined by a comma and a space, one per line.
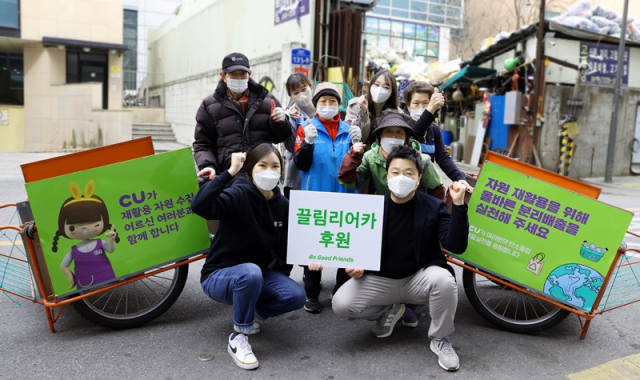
380, 137, 405, 154
253, 170, 280, 191
316, 106, 339, 120
226, 77, 248, 93
410, 108, 426, 121
293, 89, 312, 107
388, 175, 418, 198
370, 86, 391, 104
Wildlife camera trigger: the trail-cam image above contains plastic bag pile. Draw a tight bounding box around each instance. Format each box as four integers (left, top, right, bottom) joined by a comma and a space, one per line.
553, 0, 640, 42
365, 45, 461, 86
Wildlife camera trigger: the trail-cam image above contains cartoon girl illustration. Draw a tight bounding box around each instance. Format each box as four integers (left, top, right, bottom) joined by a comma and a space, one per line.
52, 180, 120, 290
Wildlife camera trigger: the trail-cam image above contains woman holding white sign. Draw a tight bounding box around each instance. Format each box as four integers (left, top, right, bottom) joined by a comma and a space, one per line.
293, 82, 358, 314
191, 143, 306, 371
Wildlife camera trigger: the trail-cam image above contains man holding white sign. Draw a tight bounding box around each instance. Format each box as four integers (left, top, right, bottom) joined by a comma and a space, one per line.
331, 146, 469, 372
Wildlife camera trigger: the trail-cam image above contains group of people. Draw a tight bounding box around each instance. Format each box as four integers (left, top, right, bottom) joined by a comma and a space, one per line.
190, 52, 471, 372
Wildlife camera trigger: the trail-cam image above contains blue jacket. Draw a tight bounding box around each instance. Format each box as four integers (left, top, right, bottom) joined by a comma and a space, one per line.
294, 116, 357, 193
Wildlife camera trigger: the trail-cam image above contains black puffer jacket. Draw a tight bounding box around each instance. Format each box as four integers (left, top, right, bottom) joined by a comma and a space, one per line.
193, 78, 290, 173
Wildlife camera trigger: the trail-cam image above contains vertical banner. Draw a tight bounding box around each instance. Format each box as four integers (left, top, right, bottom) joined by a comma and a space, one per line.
287, 191, 384, 270
25, 148, 210, 297
451, 161, 633, 312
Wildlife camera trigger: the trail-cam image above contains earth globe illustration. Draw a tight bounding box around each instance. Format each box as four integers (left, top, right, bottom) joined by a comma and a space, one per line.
543, 264, 604, 311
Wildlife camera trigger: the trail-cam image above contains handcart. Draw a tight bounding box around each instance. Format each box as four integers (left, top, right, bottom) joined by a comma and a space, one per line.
0, 137, 209, 332
0, 147, 637, 339
447, 152, 639, 339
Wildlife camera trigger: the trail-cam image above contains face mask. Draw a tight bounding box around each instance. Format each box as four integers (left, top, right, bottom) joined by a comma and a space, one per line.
410, 108, 426, 121
370, 86, 391, 104
253, 170, 280, 191
293, 89, 312, 107
316, 106, 339, 120
380, 137, 405, 154
388, 175, 418, 198
226, 77, 248, 93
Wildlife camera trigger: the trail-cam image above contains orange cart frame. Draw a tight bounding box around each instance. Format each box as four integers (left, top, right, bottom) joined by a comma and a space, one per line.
0, 150, 637, 336
444, 152, 637, 339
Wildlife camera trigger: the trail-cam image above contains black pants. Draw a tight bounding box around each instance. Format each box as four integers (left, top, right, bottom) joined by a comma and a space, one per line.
302, 266, 350, 298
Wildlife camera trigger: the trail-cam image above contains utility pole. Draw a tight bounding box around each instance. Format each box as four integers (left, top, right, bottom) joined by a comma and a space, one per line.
528, 0, 546, 164
604, 0, 630, 183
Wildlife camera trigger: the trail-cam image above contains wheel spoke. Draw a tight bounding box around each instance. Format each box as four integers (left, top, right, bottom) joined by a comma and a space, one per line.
469, 271, 567, 327
76, 267, 183, 323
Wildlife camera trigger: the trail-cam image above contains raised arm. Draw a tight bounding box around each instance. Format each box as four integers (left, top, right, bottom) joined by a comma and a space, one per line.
437, 182, 469, 254
191, 152, 246, 220
432, 127, 466, 182
267, 96, 292, 143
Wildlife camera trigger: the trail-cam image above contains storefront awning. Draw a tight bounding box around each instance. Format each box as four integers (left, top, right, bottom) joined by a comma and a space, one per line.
42, 37, 127, 53
439, 66, 497, 91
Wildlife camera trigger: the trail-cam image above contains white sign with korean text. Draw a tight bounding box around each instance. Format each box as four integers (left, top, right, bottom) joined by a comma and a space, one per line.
0, 108, 8, 125
287, 190, 384, 270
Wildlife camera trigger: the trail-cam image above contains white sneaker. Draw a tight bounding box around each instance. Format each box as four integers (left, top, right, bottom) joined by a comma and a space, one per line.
370, 303, 405, 338
430, 336, 460, 372
228, 333, 259, 370
234, 322, 261, 335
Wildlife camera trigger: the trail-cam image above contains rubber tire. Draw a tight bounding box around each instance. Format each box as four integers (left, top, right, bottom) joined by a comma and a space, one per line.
462, 268, 570, 333
73, 264, 189, 329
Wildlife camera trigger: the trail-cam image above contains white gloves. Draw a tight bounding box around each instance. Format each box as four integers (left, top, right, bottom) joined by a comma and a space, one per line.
270, 106, 286, 123
349, 125, 362, 143
304, 125, 318, 144
197, 167, 216, 180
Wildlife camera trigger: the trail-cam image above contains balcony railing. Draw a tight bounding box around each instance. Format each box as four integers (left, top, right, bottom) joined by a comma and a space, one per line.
123, 70, 164, 107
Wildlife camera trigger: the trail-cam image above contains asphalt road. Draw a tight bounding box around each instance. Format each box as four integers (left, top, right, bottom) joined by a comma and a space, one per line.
1, 154, 639, 380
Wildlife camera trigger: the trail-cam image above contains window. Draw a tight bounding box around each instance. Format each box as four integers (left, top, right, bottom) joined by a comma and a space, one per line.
363, 16, 440, 61
370, 0, 462, 29
0, 0, 19, 29
123, 9, 138, 90
0, 52, 23, 105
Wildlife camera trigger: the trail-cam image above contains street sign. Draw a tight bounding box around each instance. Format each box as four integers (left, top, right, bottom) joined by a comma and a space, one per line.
291, 48, 311, 65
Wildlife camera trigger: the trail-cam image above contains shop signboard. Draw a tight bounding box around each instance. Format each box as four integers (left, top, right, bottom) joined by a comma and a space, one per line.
275, 0, 309, 26
579, 41, 629, 86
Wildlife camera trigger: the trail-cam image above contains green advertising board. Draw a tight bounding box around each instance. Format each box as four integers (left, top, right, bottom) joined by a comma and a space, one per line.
452, 161, 634, 313
25, 148, 210, 297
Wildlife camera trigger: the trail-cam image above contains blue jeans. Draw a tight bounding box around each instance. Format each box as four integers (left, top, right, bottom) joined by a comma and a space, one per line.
201, 263, 306, 334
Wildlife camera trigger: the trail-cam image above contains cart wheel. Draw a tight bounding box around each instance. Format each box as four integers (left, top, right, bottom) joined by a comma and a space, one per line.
462, 268, 570, 333
73, 265, 188, 329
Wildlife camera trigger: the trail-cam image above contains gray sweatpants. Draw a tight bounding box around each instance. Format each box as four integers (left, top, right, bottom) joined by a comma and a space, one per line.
331, 266, 457, 340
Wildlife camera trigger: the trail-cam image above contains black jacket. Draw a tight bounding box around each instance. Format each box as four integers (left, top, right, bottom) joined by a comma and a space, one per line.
193, 78, 291, 174
412, 110, 466, 182
191, 171, 289, 283
377, 191, 468, 278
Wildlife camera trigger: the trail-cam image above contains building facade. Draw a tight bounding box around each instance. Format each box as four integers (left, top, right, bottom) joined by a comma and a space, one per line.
146, 0, 317, 145
0, 0, 131, 152
363, 0, 461, 63
147, 0, 461, 147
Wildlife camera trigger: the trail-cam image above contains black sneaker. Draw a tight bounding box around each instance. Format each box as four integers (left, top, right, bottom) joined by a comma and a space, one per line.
304, 297, 322, 313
